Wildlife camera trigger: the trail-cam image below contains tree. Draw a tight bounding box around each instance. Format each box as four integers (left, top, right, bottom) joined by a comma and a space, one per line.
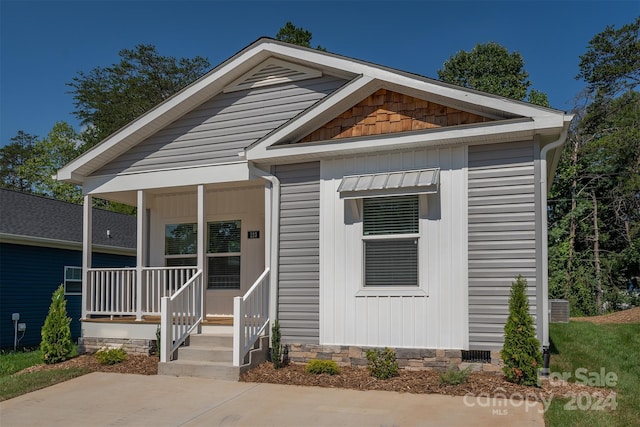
577, 17, 639, 98
0, 131, 37, 191
19, 122, 82, 203
501, 276, 542, 386
438, 42, 549, 106
68, 45, 210, 147
548, 18, 640, 315
276, 22, 326, 51
41, 285, 74, 364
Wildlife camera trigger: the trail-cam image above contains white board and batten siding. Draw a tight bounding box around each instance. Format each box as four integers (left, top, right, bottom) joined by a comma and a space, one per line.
320, 147, 469, 349
92, 76, 346, 177
467, 140, 539, 351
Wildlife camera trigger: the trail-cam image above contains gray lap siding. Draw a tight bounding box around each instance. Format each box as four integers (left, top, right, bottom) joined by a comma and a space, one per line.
275, 162, 321, 344
467, 140, 540, 350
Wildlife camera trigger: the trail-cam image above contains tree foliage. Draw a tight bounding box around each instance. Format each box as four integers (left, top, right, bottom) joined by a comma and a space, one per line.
68, 44, 211, 147
577, 17, 639, 98
548, 18, 640, 315
276, 22, 326, 51
438, 42, 549, 106
41, 285, 74, 364
502, 276, 542, 386
20, 122, 83, 203
0, 131, 37, 191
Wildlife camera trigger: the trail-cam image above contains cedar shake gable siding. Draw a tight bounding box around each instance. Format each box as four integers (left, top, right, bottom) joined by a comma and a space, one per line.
300, 89, 493, 143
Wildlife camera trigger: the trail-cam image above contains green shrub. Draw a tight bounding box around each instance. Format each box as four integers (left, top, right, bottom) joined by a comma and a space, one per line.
40, 285, 74, 364
270, 319, 283, 369
94, 347, 128, 365
501, 275, 542, 386
439, 365, 472, 385
306, 359, 340, 375
155, 326, 161, 359
366, 347, 399, 379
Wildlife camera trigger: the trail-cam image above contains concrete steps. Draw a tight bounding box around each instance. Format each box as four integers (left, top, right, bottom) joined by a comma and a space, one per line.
158, 333, 268, 381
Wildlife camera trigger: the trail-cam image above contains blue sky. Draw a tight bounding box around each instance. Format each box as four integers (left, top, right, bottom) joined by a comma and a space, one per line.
1, 1, 638, 146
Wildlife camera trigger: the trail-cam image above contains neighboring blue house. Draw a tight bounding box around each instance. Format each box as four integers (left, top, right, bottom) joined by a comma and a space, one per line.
0, 189, 136, 349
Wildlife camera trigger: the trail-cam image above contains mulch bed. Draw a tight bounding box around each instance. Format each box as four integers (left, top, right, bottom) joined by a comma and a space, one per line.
241, 363, 615, 402
571, 306, 640, 324
16, 354, 159, 376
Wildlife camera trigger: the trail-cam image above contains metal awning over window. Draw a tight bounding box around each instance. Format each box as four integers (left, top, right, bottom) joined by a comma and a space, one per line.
337, 168, 440, 199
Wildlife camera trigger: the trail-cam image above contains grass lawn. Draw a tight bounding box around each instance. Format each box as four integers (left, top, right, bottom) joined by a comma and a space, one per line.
0, 349, 89, 402
545, 322, 640, 427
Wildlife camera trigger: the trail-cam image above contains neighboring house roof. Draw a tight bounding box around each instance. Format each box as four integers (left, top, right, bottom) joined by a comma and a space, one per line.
0, 189, 136, 254
56, 37, 572, 186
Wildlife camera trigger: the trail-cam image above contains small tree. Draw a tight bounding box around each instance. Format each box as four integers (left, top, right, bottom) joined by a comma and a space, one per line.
502, 275, 542, 385
41, 285, 74, 364
270, 319, 283, 369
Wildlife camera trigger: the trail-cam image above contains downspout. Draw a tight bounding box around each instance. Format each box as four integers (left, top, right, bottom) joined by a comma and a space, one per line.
248, 162, 280, 327
539, 120, 571, 373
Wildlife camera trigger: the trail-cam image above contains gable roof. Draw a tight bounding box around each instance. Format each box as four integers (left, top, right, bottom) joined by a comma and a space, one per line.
0, 189, 136, 253
57, 38, 572, 184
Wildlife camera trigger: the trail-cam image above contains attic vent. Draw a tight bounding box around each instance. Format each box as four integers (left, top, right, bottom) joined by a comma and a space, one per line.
550, 299, 570, 323
223, 58, 322, 93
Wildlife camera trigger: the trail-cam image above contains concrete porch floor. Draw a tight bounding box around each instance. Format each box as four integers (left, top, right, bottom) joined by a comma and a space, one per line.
0, 372, 545, 426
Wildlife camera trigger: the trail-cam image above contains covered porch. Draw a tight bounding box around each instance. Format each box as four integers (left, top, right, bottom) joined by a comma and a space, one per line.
81, 179, 276, 367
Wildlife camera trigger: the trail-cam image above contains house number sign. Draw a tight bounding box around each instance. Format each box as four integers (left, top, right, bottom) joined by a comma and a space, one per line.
248, 230, 260, 239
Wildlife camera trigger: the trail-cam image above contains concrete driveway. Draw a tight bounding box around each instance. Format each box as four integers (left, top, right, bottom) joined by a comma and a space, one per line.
0, 372, 545, 426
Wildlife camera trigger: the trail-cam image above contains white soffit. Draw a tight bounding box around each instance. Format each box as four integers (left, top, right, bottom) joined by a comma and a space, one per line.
223, 58, 322, 93
338, 168, 440, 199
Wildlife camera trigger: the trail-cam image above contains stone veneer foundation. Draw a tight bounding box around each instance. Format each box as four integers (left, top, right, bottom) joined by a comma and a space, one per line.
287, 344, 503, 372
79, 337, 156, 356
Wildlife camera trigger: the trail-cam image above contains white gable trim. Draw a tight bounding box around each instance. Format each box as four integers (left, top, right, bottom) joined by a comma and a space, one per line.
247, 118, 538, 163
223, 58, 322, 93
57, 38, 569, 184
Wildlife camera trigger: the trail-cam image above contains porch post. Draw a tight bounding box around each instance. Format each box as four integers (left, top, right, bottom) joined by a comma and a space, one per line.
197, 185, 206, 330
82, 195, 92, 320
136, 190, 147, 321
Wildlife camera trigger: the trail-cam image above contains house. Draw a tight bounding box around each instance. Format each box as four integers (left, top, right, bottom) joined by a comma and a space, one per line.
0, 189, 136, 349
56, 38, 572, 375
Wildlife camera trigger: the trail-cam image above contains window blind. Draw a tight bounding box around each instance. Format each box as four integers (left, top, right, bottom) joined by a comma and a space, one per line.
363, 196, 419, 235
364, 239, 418, 286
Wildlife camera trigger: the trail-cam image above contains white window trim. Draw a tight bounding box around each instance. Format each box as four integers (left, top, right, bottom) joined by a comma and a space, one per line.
64, 266, 83, 296
354, 195, 429, 297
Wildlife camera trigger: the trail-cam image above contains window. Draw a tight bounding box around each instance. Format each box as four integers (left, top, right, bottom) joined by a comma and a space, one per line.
363, 196, 419, 287
64, 266, 82, 295
207, 220, 241, 289
165, 223, 197, 267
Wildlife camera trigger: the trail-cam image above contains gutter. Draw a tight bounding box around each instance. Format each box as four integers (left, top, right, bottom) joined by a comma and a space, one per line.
248, 162, 281, 324
538, 117, 572, 358
0, 233, 136, 256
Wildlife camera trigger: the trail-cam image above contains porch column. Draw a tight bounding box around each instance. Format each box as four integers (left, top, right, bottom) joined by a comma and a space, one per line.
197, 185, 206, 325
136, 190, 147, 321
82, 195, 92, 320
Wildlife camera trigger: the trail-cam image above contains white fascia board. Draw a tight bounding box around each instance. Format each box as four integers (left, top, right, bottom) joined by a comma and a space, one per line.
57, 38, 568, 183
0, 233, 135, 256
261, 41, 569, 119
57, 45, 274, 183
83, 161, 251, 195
248, 119, 536, 163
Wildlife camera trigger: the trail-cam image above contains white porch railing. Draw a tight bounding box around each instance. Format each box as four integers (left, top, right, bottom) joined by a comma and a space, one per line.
160, 270, 204, 363
233, 268, 270, 367
86, 267, 197, 318
88, 268, 137, 316
143, 267, 198, 315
